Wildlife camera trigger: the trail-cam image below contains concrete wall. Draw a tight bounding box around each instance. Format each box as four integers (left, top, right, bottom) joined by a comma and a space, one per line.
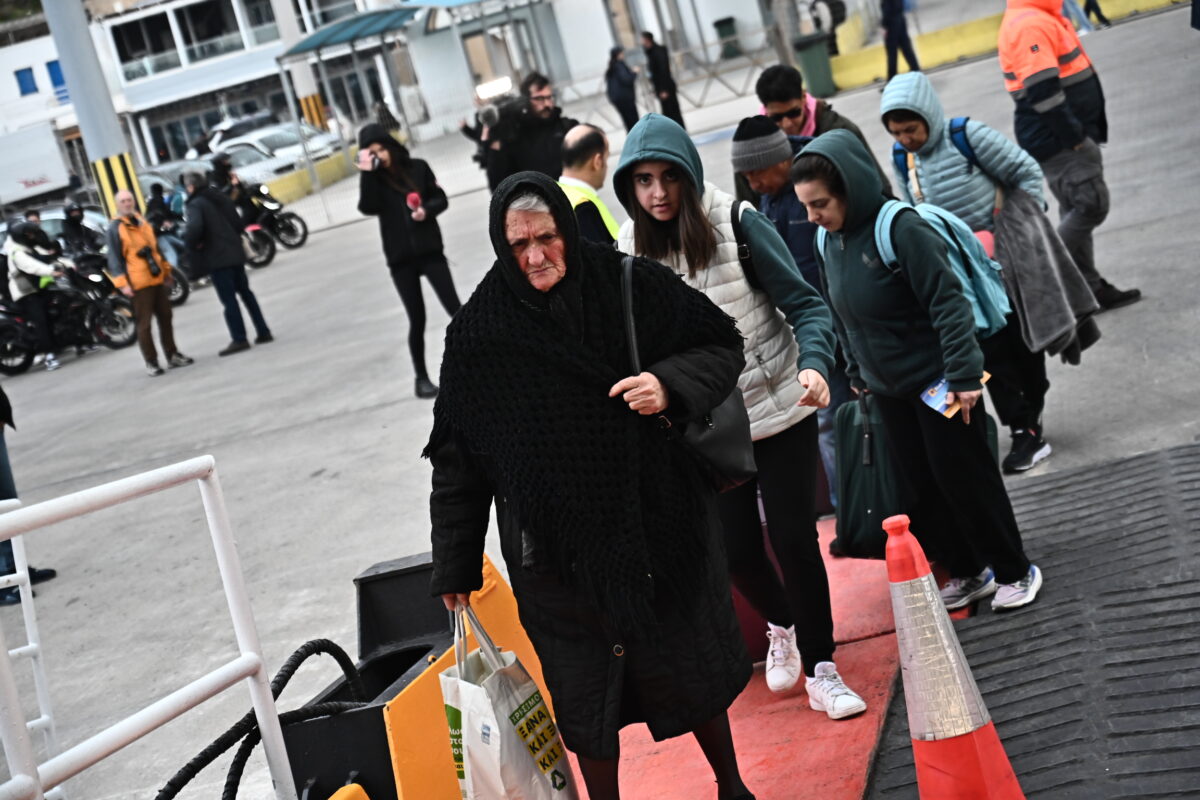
405, 12, 477, 140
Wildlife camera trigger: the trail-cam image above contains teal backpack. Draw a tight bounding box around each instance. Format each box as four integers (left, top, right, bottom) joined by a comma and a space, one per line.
816, 200, 1011, 338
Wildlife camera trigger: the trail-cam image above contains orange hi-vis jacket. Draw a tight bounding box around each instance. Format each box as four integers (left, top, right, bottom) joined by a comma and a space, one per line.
106, 212, 171, 291
998, 0, 1108, 160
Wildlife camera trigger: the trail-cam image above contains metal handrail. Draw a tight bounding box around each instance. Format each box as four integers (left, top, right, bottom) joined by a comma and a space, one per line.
0, 456, 297, 800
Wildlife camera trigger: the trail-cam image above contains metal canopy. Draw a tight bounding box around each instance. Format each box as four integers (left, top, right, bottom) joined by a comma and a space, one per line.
281, 7, 419, 58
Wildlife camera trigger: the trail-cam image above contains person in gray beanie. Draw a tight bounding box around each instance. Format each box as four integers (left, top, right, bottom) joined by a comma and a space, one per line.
732, 115, 855, 534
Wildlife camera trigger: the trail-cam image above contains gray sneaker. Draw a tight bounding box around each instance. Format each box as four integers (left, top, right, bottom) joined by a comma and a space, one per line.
939, 567, 996, 610
992, 566, 1043, 611
146, 362, 164, 377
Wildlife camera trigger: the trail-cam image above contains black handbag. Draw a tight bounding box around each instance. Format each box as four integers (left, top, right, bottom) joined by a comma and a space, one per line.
621, 256, 757, 492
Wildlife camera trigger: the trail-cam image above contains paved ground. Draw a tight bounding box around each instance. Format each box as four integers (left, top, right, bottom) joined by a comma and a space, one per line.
0, 6, 1195, 797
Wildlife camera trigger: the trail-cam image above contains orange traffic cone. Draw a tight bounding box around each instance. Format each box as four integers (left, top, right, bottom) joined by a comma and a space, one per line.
883, 514, 1025, 799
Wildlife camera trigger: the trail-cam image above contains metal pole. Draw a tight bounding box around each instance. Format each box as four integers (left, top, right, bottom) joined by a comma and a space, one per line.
0, 618, 44, 800
348, 40, 368, 125
504, 1, 522, 80
10, 532, 61, 758
377, 36, 412, 140
197, 469, 297, 800
527, 0, 553, 80
315, 52, 353, 170
278, 60, 331, 226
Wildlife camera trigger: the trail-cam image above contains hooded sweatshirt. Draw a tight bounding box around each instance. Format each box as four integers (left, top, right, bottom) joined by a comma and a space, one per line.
881, 71, 1044, 232
613, 113, 835, 440
357, 123, 449, 265
804, 130, 983, 396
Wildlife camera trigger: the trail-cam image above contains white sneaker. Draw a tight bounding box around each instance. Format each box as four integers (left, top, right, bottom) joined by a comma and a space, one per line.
806, 662, 867, 720
44, 353, 60, 372
764, 623, 801, 693
939, 567, 997, 610
991, 565, 1043, 611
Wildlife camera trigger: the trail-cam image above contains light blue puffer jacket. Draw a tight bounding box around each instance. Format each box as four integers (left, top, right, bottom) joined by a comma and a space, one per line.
880, 72, 1045, 233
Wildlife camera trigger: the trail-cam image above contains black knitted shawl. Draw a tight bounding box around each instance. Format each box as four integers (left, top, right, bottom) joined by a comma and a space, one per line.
425, 172, 743, 632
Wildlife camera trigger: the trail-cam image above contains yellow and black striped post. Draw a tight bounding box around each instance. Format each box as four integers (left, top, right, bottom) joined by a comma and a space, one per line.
91, 151, 145, 219
299, 93, 328, 130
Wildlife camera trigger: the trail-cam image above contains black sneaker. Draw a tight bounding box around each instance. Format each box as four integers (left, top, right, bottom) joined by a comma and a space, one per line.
415, 377, 439, 399
1003, 428, 1052, 473
219, 341, 251, 357
146, 362, 165, 377
1093, 281, 1141, 311
255, 333, 274, 344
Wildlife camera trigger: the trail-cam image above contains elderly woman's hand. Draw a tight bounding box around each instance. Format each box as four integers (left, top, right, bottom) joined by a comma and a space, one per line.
609, 372, 669, 415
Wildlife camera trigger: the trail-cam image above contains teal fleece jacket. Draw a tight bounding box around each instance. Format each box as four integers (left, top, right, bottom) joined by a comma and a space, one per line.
613, 113, 835, 379
805, 129, 984, 396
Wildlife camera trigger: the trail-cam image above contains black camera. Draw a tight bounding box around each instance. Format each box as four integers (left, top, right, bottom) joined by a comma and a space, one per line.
137, 245, 162, 277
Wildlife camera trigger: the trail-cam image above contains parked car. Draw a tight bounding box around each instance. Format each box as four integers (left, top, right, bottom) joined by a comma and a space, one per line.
185, 111, 278, 159
221, 122, 340, 164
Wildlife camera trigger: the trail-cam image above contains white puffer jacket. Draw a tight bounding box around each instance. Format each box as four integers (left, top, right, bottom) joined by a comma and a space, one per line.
618, 182, 812, 441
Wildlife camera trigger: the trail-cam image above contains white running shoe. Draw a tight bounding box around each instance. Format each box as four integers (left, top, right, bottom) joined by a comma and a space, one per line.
44, 353, 60, 371
764, 623, 802, 693
806, 662, 867, 720
991, 565, 1043, 611
939, 567, 997, 610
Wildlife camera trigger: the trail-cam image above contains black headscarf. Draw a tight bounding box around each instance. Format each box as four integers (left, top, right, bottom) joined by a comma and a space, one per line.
426, 172, 742, 634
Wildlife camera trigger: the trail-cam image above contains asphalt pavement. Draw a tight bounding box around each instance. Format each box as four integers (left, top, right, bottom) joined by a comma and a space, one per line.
0, 7, 1196, 797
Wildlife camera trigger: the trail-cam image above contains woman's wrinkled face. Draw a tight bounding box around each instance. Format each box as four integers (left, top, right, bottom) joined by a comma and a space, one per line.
632, 161, 684, 222
793, 179, 847, 233
506, 209, 567, 292
368, 142, 391, 166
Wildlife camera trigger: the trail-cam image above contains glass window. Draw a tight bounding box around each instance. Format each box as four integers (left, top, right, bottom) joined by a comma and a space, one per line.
165, 121, 189, 161
204, 110, 223, 129
228, 147, 266, 166
176, 0, 244, 63
241, 99, 259, 114
112, 13, 180, 80
183, 116, 205, 149
150, 126, 171, 162
14, 68, 37, 96
260, 131, 300, 150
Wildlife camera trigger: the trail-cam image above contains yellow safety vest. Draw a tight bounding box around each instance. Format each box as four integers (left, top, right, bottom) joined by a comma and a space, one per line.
557, 181, 620, 240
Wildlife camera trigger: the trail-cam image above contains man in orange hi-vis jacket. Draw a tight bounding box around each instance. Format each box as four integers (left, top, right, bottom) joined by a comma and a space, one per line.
998, 0, 1140, 312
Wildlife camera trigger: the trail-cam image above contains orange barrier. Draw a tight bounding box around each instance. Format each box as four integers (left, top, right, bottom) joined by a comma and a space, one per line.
381, 555, 550, 799
883, 515, 1025, 799
327, 784, 371, 800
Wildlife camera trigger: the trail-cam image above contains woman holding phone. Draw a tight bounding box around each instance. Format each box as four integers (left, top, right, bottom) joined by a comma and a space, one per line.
357, 124, 461, 398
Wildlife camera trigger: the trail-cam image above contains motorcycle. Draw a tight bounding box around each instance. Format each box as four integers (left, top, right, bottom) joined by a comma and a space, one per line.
0, 264, 137, 376
243, 223, 276, 268
252, 184, 308, 249
69, 246, 190, 307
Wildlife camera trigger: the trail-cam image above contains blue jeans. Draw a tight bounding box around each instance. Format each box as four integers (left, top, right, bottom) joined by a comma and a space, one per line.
210, 265, 270, 344
157, 233, 186, 269
816, 363, 853, 510
0, 431, 18, 574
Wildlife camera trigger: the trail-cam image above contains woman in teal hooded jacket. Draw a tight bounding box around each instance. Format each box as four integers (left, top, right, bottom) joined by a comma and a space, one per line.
614, 114, 870, 727
792, 129, 1043, 614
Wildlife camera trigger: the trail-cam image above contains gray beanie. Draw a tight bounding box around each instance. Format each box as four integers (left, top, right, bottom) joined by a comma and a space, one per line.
730, 116, 793, 173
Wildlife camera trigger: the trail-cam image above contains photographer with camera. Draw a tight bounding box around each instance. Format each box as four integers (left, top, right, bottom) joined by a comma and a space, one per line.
106, 190, 194, 377
482, 72, 579, 188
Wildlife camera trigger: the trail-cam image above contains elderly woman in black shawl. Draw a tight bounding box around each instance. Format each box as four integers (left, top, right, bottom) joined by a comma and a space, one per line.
426, 172, 758, 800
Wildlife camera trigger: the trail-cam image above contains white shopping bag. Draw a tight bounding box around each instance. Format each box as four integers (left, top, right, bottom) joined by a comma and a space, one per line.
440, 606, 579, 800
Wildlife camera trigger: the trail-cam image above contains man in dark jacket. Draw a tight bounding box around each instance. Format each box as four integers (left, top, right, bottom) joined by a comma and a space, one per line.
881, 0, 920, 80
641, 31, 685, 129
737, 65, 891, 204
998, 0, 1139, 311
484, 72, 579, 187
730, 116, 853, 513
181, 172, 273, 356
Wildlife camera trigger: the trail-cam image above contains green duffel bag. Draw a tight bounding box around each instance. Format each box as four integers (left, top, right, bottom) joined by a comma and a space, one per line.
831, 393, 903, 559
831, 394, 1000, 559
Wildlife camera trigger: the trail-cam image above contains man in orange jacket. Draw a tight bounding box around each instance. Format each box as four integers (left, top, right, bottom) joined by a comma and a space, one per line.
998, 0, 1140, 311
106, 190, 194, 376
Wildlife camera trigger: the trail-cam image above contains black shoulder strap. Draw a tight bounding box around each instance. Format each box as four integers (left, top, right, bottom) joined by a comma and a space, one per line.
621, 256, 641, 374
729, 201, 763, 291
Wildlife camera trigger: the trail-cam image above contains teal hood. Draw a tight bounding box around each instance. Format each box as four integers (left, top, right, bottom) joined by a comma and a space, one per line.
880, 72, 946, 155
799, 129, 887, 234
612, 113, 704, 213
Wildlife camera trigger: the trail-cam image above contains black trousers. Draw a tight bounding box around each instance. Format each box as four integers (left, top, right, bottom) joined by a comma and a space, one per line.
210, 265, 270, 344
1084, 0, 1111, 24
14, 293, 53, 354
718, 414, 834, 675
388, 254, 461, 378
612, 98, 639, 132
873, 392, 1031, 584
885, 29, 920, 80
658, 92, 686, 130
979, 317, 1049, 431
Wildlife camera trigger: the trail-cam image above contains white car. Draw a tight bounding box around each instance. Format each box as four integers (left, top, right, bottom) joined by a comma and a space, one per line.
221, 123, 339, 164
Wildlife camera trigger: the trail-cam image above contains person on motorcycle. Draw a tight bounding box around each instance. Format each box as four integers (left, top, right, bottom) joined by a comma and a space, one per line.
209, 152, 257, 227
60, 203, 103, 255
5, 221, 64, 371
105, 190, 194, 377
145, 184, 187, 272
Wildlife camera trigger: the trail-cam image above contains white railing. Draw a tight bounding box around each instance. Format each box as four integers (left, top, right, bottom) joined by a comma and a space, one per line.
0, 456, 297, 800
